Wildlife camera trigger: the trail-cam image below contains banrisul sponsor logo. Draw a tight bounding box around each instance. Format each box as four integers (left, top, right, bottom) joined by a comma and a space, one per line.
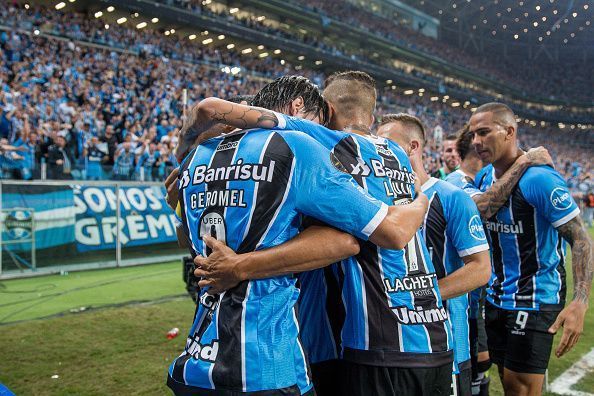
391, 305, 449, 324
485, 220, 524, 234
468, 215, 487, 241
192, 159, 275, 185
550, 187, 572, 210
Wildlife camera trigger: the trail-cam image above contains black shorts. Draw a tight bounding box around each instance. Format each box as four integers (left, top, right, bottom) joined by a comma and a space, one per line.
452, 365, 472, 396
485, 302, 560, 374
311, 359, 343, 396
342, 360, 452, 396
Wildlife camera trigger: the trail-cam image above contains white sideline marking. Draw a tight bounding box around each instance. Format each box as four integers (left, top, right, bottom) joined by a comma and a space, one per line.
550, 348, 594, 396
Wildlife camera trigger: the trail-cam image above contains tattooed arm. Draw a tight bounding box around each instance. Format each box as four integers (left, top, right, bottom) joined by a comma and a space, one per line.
548, 216, 593, 357
175, 98, 279, 161
473, 147, 553, 220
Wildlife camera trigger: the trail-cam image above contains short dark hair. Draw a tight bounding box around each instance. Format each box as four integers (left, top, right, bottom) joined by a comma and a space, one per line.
379, 113, 425, 146
474, 102, 516, 127
251, 75, 329, 125
323, 71, 376, 118
455, 125, 474, 161
444, 133, 458, 142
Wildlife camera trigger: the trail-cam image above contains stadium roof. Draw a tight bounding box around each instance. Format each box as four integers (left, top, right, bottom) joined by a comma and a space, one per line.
398, 0, 593, 61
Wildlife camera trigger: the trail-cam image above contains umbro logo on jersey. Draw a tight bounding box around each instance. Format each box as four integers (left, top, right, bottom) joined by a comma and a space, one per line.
550, 187, 572, 210
217, 141, 239, 152
179, 169, 191, 189
185, 337, 220, 363
391, 305, 449, 325
468, 215, 487, 241
349, 158, 371, 176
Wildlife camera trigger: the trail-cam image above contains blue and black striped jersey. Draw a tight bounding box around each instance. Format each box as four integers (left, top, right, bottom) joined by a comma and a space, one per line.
168, 128, 389, 394
276, 115, 454, 368
421, 177, 489, 374
445, 169, 485, 320
476, 164, 580, 311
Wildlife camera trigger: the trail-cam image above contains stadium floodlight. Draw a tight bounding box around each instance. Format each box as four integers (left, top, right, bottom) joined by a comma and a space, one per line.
202, 30, 209, 35
203, 0, 212, 4
231, 67, 241, 74
226, 43, 235, 49
94, 11, 103, 18
229, 8, 238, 14
104, 24, 109, 29
386, 79, 392, 84
107, 6, 114, 12
165, 31, 170, 36
117, 17, 127, 24
259, 52, 269, 58
430, 96, 438, 101
189, 34, 197, 40
133, 12, 139, 17
256, 16, 265, 21
280, 59, 285, 65
55, 2, 66, 10
514, 34, 519, 39
585, 4, 589, 10
443, 95, 449, 99
221, 66, 231, 74
241, 48, 252, 54
418, 88, 425, 92
202, 38, 213, 44
404, 90, 414, 95
535, 5, 540, 11
68, 0, 75, 2
24, 3, 30, 9
391, 85, 396, 90
170, 29, 175, 33
257, 45, 264, 50
452, 102, 460, 107
533, 22, 538, 27
218, 35, 225, 40
315, 60, 322, 65
151, 18, 159, 23
297, 55, 305, 60
273, 49, 281, 54
33, 29, 40, 35
136, 22, 147, 29
572, 12, 578, 18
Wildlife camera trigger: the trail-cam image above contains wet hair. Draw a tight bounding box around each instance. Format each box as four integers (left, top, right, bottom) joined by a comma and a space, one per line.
251, 75, 329, 125
379, 113, 425, 146
455, 124, 475, 161
323, 71, 376, 117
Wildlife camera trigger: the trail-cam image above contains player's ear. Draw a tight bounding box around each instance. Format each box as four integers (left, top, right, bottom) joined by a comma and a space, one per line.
370, 113, 375, 128
409, 139, 421, 156
290, 97, 304, 116
505, 124, 516, 140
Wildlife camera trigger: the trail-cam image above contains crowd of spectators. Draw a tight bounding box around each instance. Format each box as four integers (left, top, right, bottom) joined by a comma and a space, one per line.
290, 0, 594, 103
0, 2, 591, 197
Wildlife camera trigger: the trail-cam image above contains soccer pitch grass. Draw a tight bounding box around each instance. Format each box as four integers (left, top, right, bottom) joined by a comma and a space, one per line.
1, 228, 593, 395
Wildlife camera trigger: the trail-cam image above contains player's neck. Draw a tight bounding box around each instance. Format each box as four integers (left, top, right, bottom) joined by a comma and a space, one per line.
460, 161, 479, 180
411, 155, 430, 186
493, 146, 524, 178
343, 124, 373, 136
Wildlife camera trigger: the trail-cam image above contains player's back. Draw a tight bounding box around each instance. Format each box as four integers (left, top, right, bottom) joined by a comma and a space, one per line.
274, 115, 453, 367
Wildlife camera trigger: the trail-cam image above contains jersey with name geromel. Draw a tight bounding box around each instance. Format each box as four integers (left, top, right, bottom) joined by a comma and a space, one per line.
275, 115, 454, 368
421, 177, 489, 374
476, 164, 580, 311
445, 169, 484, 320
168, 128, 389, 394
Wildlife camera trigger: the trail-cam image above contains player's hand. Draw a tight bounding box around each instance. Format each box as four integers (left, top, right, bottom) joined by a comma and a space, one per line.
548, 300, 588, 357
164, 167, 179, 211
194, 236, 244, 294
524, 147, 554, 167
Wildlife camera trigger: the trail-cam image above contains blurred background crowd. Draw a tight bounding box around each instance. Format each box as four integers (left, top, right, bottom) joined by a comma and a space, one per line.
0, 2, 591, 211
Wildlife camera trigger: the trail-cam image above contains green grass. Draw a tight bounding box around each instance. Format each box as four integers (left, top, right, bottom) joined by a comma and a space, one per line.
0, 262, 185, 324
0, 229, 592, 395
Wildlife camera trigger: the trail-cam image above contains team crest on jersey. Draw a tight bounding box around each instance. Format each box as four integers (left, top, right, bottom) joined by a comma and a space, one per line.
468, 215, 487, 241
329, 151, 348, 173
550, 187, 572, 210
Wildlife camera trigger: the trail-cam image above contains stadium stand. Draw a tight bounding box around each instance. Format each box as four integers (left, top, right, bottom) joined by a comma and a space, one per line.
0, 2, 591, 197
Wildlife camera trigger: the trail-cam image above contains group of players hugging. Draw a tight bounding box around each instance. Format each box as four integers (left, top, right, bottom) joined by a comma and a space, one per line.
163, 71, 593, 396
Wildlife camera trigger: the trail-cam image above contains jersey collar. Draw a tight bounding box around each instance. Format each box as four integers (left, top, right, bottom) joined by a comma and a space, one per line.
421, 177, 439, 193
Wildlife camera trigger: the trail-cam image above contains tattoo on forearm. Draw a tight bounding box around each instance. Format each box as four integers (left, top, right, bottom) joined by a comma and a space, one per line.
474, 161, 527, 220
557, 217, 594, 305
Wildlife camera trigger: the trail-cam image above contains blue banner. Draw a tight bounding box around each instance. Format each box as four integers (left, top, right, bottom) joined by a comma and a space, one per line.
73, 185, 178, 251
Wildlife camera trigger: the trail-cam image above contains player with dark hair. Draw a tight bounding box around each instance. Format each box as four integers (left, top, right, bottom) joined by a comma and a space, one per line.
470, 102, 593, 396
432, 133, 460, 180
184, 71, 456, 396
378, 113, 491, 396
167, 75, 429, 395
